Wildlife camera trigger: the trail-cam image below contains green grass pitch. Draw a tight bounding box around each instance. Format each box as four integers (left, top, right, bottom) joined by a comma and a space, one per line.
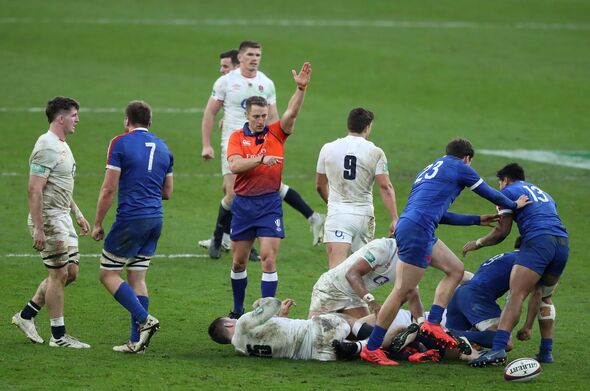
1, 1, 589, 390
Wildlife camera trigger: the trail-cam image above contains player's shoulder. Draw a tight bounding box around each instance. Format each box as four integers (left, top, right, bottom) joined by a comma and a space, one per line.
34, 131, 60, 149
256, 70, 274, 83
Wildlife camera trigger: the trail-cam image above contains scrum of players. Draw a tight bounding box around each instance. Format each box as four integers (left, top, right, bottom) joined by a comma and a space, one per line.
12, 39, 568, 370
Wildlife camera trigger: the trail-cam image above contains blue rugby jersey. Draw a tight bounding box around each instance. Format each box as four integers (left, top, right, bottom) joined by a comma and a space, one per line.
498, 181, 567, 241
466, 252, 518, 299
106, 128, 173, 221
401, 155, 516, 231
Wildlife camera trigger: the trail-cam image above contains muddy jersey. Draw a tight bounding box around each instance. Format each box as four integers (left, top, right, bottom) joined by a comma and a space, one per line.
29, 130, 76, 217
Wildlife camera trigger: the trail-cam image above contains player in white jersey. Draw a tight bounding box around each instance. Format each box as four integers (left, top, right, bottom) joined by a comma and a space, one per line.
316, 108, 398, 268
209, 297, 352, 361
200, 40, 325, 259
11, 97, 91, 349
308, 238, 424, 321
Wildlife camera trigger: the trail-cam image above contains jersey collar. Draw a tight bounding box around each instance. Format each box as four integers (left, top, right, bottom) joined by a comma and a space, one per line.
243, 122, 269, 145
133, 127, 149, 132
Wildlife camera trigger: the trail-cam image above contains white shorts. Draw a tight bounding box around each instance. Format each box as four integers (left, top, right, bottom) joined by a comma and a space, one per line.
221, 143, 232, 176
308, 273, 367, 315
100, 250, 151, 271
28, 213, 78, 268
305, 314, 350, 361
323, 213, 375, 251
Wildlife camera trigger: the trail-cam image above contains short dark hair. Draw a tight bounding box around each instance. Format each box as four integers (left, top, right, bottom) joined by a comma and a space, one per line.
445, 138, 474, 159
125, 100, 152, 127
496, 163, 525, 181
238, 40, 261, 53
245, 96, 268, 112
208, 317, 231, 344
45, 96, 79, 124
347, 108, 374, 133
220, 49, 239, 66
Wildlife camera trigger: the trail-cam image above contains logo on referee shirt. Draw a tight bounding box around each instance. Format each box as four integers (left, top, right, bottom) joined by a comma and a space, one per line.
242, 139, 251, 146
275, 219, 282, 232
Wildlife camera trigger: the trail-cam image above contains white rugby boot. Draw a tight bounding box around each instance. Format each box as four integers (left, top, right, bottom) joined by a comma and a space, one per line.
49, 334, 91, 348
11, 312, 44, 344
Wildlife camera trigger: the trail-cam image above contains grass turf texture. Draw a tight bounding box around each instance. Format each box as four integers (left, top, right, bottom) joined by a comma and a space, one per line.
1, 0, 589, 390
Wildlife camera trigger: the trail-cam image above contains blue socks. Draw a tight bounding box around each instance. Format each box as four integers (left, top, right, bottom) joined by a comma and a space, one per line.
114, 282, 148, 324
427, 304, 445, 324
231, 270, 248, 314
21, 300, 41, 320
463, 330, 497, 348
130, 296, 149, 342
540, 338, 553, 353
492, 329, 511, 351
261, 272, 278, 298
366, 325, 388, 351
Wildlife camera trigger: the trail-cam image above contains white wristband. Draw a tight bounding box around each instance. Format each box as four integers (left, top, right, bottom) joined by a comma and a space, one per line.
363, 293, 375, 303
476, 238, 484, 248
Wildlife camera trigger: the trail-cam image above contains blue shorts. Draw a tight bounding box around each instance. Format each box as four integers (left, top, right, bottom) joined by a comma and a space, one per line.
446, 284, 501, 331
395, 217, 437, 268
231, 192, 284, 241
104, 218, 163, 258
516, 235, 569, 277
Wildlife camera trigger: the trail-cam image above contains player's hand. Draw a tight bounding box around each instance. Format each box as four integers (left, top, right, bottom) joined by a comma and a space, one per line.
92, 224, 104, 241
202, 145, 215, 160
388, 218, 398, 237
76, 216, 90, 236
292, 62, 311, 90
261, 155, 283, 167
479, 214, 500, 227
32, 226, 46, 251
516, 327, 532, 341
515, 194, 532, 209
462, 240, 479, 257
279, 298, 296, 317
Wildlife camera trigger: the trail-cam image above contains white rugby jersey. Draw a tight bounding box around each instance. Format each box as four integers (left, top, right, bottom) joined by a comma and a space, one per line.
232, 298, 313, 360
29, 131, 76, 216
211, 69, 276, 144
329, 238, 399, 296
316, 135, 388, 216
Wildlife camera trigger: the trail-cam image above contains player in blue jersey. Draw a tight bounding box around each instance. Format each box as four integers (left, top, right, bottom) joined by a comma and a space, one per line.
463, 163, 568, 367
361, 139, 530, 365
92, 101, 174, 354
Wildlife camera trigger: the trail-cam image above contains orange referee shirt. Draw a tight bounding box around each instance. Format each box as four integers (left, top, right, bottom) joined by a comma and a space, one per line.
227, 121, 288, 196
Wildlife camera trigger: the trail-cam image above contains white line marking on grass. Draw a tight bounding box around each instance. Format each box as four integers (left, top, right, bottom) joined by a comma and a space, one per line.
6, 253, 209, 259
0, 107, 202, 114
0, 17, 589, 31
479, 150, 590, 170
0, 172, 312, 179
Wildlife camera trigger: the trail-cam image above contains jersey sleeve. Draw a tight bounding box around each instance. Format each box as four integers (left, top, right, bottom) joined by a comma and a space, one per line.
30, 148, 58, 178
211, 76, 227, 101
316, 144, 328, 174
106, 137, 124, 171
269, 121, 288, 143
166, 151, 174, 176
226, 131, 243, 159
361, 239, 391, 269
457, 164, 483, 189
375, 148, 389, 175
236, 298, 282, 330
266, 79, 277, 105
497, 188, 516, 215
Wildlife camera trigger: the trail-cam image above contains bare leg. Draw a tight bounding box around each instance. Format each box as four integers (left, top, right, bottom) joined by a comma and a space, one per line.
326, 242, 351, 269
45, 266, 69, 319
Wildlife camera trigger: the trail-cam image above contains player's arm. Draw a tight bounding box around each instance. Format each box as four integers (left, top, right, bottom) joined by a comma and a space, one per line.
345, 258, 381, 315
316, 173, 329, 204
228, 153, 282, 174
268, 103, 279, 124
28, 174, 48, 251
440, 211, 499, 227
471, 181, 530, 210
462, 213, 513, 256
70, 198, 89, 236
375, 173, 398, 236
161, 175, 173, 200
406, 287, 425, 323
517, 286, 542, 341
240, 297, 282, 328
92, 168, 120, 241
201, 98, 223, 160
279, 62, 311, 134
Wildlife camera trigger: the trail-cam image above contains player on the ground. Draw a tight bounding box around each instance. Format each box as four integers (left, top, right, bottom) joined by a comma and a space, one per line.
316, 108, 398, 268
361, 139, 530, 365
92, 100, 174, 353
225, 62, 311, 319
463, 163, 568, 367
11, 96, 91, 348
308, 237, 424, 321
200, 40, 324, 259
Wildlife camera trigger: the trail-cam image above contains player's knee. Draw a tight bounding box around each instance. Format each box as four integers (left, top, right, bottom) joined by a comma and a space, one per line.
538, 302, 556, 321
541, 284, 557, 299
65, 268, 78, 285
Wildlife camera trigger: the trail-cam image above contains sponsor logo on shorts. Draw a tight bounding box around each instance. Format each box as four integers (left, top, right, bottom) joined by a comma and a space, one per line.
275, 219, 282, 232
335, 230, 344, 238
